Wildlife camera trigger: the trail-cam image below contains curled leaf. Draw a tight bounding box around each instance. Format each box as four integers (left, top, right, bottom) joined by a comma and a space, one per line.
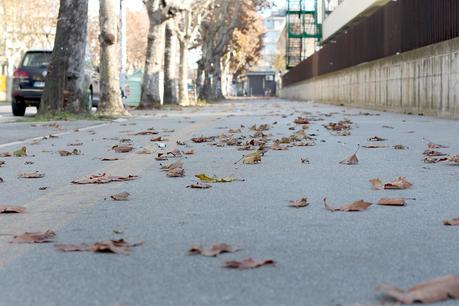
187, 182, 211, 189
11, 230, 56, 243
324, 198, 372, 212
288, 198, 309, 208
56, 239, 143, 255
340, 146, 360, 165
112, 145, 133, 153
110, 192, 130, 201
189, 243, 239, 257
242, 151, 262, 164
384, 177, 413, 190
443, 218, 459, 226
224, 257, 275, 269
377, 198, 407, 206
72, 173, 138, 184
377, 275, 459, 304
18, 171, 44, 179
0, 205, 27, 213
368, 136, 386, 141
195, 173, 242, 183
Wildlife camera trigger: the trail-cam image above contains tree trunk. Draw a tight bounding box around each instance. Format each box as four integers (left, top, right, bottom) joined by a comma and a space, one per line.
40, 0, 89, 115
209, 56, 224, 101
97, 0, 126, 116
163, 21, 178, 105
178, 40, 189, 106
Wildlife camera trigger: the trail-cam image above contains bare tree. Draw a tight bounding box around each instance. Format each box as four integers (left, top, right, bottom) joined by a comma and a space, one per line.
163, 19, 178, 105
97, 0, 126, 116
40, 0, 89, 114
138, 0, 188, 109
173, 0, 213, 106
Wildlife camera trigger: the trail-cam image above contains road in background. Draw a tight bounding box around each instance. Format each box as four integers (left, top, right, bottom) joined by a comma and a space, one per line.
0, 99, 458, 306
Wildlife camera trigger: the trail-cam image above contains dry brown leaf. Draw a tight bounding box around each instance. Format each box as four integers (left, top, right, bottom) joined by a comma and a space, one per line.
191, 137, 212, 143
385, 177, 413, 190
393, 144, 407, 150
289, 198, 309, 208
134, 130, 158, 135
59, 149, 80, 156
377, 198, 407, 206
448, 155, 459, 165
167, 149, 183, 157
11, 230, 56, 243
377, 275, 459, 304
0, 152, 11, 157
443, 218, 459, 226
167, 167, 185, 177
369, 178, 383, 190
18, 171, 44, 179
184, 149, 194, 155
340, 146, 359, 165
362, 144, 387, 149
224, 257, 275, 269
0, 160, 5, 167
423, 150, 448, 157
324, 198, 372, 212
100, 157, 121, 161
72, 173, 138, 184
55, 239, 143, 255
136, 148, 152, 154
111, 192, 130, 201
427, 141, 448, 149
150, 136, 162, 142
368, 136, 386, 141
112, 145, 133, 153
242, 151, 262, 164
423, 156, 448, 164
187, 182, 211, 189
272, 142, 288, 151
0, 205, 26, 213
161, 160, 183, 172
294, 117, 309, 124
189, 243, 239, 257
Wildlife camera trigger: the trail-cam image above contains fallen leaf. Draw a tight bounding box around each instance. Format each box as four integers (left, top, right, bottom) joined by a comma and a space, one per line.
59, 149, 80, 156
448, 155, 459, 165
368, 136, 386, 141
195, 173, 241, 183
224, 257, 275, 269
324, 198, 372, 212
443, 218, 459, 226
393, 144, 407, 150
150, 136, 162, 142
294, 117, 309, 124
423, 156, 448, 164
243, 151, 262, 164
167, 167, 185, 177
100, 157, 121, 161
300, 158, 310, 164
377, 198, 407, 206
72, 173, 138, 184
184, 149, 194, 155
18, 171, 44, 179
369, 178, 383, 190
0, 177, 4, 183
0, 160, 5, 167
112, 145, 133, 153
55, 239, 143, 255
187, 182, 211, 189
67, 142, 83, 146
191, 137, 212, 143
384, 177, 413, 190
362, 144, 387, 149
110, 192, 130, 201
340, 146, 359, 165
11, 230, 56, 243
427, 141, 448, 149
189, 243, 239, 257
376, 275, 459, 304
289, 198, 309, 208
134, 130, 158, 135
13, 146, 27, 157
423, 150, 448, 157
167, 149, 182, 157
161, 160, 183, 172
0, 205, 27, 213
272, 142, 288, 151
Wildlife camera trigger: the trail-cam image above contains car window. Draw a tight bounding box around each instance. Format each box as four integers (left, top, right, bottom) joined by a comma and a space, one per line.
22, 52, 51, 68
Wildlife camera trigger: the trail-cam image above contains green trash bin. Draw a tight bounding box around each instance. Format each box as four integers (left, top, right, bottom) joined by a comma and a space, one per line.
126, 70, 143, 107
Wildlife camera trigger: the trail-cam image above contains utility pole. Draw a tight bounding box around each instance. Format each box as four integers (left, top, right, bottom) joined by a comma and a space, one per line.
119, 0, 127, 107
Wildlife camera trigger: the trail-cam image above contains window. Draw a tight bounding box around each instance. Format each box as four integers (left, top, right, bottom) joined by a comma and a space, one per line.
22, 52, 51, 68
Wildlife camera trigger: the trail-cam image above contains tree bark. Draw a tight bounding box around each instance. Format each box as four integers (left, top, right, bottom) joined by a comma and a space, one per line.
40, 0, 89, 115
163, 20, 178, 105
97, 0, 126, 116
178, 40, 189, 106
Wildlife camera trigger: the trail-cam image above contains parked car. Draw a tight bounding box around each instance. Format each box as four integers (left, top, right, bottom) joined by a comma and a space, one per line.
11, 50, 100, 116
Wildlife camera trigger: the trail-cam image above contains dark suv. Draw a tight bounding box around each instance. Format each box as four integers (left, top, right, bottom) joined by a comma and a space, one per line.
11, 50, 100, 116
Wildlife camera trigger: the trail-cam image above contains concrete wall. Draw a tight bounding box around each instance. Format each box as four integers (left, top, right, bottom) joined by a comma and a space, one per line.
281, 37, 459, 119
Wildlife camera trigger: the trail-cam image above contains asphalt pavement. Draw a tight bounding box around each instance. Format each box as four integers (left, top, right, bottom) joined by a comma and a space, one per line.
0, 99, 458, 306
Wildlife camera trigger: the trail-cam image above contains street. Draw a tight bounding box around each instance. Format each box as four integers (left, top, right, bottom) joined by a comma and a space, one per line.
0, 98, 458, 306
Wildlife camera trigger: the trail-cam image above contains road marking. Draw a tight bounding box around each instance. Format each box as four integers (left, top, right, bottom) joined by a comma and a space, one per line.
0, 122, 111, 149
0, 114, 219, 267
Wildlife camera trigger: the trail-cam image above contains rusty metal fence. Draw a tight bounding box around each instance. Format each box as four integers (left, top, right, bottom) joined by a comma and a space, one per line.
283, 0, 459, 87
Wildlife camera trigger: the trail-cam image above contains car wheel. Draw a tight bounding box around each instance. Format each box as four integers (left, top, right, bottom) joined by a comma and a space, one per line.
12, 101, 26, 116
